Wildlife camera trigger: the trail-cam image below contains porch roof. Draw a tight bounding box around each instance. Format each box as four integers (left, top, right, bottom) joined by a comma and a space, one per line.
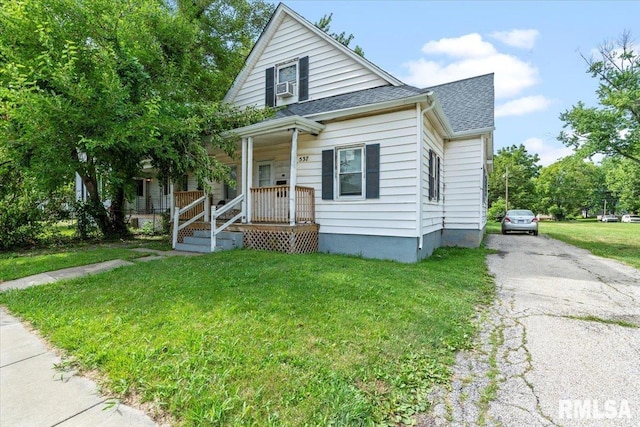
228, 115, 325, 138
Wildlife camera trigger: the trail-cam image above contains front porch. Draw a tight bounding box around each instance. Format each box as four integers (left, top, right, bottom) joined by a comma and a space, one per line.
171, 185, 318, 254
170, 115, 325, 254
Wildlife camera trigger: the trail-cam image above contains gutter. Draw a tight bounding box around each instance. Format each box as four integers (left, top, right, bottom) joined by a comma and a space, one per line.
417, 93, 436, 250
222, 115, 326, 139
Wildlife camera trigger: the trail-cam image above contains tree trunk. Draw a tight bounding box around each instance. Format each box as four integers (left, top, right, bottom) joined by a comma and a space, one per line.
80, 173, 130, 238
108, 186, 129, 237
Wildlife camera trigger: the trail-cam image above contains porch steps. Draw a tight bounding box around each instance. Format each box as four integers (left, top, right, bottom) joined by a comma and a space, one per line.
174, 230, 243, 253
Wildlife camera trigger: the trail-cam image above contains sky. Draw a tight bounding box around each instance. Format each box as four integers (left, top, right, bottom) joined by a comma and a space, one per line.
276, 1, 640, 166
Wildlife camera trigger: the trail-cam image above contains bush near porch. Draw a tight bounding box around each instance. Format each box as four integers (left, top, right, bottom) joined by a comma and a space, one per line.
0, 248, 493, 426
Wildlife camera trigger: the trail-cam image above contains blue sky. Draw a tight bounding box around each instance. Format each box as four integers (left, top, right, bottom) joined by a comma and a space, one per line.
278, 1, 640, 165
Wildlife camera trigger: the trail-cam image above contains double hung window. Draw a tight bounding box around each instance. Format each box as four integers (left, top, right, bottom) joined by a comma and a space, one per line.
337, 146, 364, 197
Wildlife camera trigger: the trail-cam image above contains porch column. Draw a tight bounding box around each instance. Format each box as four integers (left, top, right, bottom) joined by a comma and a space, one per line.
204, 181, 210, 223
246, 136, 253, 223
241, 137, 248, 223
289, 128, 299, 225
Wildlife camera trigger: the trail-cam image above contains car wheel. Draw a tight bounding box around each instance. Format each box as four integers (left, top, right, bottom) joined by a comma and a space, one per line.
533, 231, 538, 236
501, 229, 507, 235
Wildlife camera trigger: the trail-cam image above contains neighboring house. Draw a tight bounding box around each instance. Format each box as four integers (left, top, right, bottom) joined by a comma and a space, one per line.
182, 3, 493, 262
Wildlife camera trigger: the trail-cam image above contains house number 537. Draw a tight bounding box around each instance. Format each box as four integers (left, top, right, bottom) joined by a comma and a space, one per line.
298, 156, 309, 163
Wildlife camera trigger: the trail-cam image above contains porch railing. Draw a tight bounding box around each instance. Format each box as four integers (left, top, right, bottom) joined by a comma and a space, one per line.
174, 190, 204, 220
172, 194, 206, 249
251, 185, 315, 223
211, 194, 245, 251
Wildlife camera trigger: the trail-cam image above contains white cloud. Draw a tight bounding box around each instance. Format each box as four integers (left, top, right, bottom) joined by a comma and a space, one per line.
522, 137, 574, 166
402, 33, 539, 99
422, 33, 496, 57
495, 95, 554, 117
490, 29, 540, 49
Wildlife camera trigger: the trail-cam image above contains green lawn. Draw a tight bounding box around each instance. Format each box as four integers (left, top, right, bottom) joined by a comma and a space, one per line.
486, 219, 640, 270
540, 220, 640, 270
0, 238, 172, 282
0, 248, 493, 426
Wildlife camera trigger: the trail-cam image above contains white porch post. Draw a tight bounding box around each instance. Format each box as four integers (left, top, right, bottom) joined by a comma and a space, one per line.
289, 128, 299, 225
246, 136, 253, 223
241, 137, 248, 223
203, 182, 210, 223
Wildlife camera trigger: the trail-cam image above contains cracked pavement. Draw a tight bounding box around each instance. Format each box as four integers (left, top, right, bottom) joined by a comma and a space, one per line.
422, 234, 640, 427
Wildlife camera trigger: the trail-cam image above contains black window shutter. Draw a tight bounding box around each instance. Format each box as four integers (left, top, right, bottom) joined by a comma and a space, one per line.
428, 149, 434, 200
322, 149, 334, 200
298, 56, 309, 101
265, 67, 275, 107
436, 156, 441, 201
366, 143, 380, 199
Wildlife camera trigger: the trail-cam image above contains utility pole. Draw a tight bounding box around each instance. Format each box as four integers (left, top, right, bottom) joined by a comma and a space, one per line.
505, 166, 509, 212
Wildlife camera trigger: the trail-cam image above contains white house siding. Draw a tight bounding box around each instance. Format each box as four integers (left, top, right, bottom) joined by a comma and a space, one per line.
421, 117, 445, 236
232, 14, 389, 108
443, 138, 484, 230
296, 108, 419, 238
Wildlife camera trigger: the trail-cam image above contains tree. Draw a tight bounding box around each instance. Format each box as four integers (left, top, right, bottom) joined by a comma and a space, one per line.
0, 0, 271, 238
488, 144, 541, 213
535, 156, 604, 220
559, 31, 640, 164
602, 157, 640, 213
315, 13, 365, 57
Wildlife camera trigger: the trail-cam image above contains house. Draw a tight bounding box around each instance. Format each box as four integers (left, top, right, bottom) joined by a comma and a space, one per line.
170, 2, 494, 262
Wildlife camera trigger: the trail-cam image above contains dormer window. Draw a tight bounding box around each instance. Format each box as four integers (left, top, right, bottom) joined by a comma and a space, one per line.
265, 56, 309, 107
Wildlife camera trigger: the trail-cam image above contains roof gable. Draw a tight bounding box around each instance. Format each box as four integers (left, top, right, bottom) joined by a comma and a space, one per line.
223, 3, 402, 106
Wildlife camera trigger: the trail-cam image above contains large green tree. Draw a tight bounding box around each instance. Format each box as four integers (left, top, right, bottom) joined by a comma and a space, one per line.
535, 156, 604, 220
602, 157, 640, 213
0, 0, 271, 238
488, 144, 541, 212
559, 31, 639, 164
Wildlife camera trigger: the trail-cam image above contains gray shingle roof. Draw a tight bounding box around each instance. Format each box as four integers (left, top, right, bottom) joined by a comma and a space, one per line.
274, 73, 494, 134
426, 73, 494, 133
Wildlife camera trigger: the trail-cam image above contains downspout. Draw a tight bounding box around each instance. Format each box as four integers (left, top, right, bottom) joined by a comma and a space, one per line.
417, 95, 435, 250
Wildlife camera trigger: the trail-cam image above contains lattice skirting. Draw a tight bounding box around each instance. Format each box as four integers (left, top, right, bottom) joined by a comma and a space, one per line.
243, 224, 319, 254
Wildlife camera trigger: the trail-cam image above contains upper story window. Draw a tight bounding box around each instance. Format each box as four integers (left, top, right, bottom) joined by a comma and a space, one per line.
265, 56, 309, 107
278, 63, 297, 85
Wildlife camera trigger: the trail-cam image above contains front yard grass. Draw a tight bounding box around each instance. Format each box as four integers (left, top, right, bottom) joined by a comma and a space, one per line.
0, 237, 171, 282
0, 247, 493, 426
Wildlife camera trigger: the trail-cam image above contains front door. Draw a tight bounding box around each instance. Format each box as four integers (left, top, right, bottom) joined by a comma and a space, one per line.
255, 161, 274, 187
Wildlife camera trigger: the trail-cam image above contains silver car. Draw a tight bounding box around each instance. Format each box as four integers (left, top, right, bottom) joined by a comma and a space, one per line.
501, 209, 538, 236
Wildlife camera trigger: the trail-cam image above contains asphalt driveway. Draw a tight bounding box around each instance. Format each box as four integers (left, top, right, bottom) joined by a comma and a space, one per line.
425, 234, 640, 426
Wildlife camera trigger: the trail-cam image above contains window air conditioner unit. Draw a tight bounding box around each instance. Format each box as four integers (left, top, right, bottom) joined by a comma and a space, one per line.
276, 81, 294, 97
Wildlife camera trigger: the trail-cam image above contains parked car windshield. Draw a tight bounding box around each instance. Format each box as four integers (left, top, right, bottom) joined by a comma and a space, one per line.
507, 210, 534, 216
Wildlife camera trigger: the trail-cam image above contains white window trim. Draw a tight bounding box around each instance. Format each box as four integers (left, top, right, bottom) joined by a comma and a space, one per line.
276, 59, 299, 104
336, 145, 365, 200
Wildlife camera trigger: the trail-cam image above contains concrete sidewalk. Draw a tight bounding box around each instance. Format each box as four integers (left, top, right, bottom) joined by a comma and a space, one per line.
1, 259, 165, 426
1, 259, 134, 291
1, 308, 159, 427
